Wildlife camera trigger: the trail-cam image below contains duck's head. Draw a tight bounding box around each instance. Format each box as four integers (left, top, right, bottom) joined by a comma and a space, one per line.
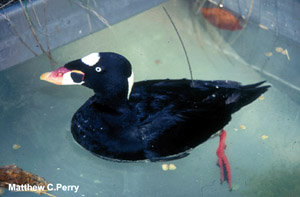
41, 52, 134, 104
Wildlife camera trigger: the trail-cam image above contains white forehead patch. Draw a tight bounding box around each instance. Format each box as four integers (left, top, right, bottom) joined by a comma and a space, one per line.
81, 53, 100, 66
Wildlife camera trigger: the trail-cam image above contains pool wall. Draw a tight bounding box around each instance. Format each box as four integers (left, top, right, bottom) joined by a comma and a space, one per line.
198, 0, 300, 105
0, 0, 167, 71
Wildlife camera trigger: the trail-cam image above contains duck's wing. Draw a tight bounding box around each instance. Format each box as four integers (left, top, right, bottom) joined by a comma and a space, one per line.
129, 79, 231, 137
128, 79, 269, 159
130, 79, 269, 118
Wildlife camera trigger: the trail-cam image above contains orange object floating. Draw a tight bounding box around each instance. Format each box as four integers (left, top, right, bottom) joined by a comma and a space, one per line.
201, 7, 242, 31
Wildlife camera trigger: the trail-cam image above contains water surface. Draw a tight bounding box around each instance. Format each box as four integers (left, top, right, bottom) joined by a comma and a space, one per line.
1, 1, 299, 196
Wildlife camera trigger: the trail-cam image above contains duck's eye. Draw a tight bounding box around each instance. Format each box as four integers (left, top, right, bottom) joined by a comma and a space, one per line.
95, 67, 102, 72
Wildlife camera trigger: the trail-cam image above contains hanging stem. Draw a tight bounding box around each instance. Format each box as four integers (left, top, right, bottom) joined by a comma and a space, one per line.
229, 0, 255, 44
76, 1, 111, 29
0, 11, 38, 56
163, 6, 194, 86
18, 0, 48, 55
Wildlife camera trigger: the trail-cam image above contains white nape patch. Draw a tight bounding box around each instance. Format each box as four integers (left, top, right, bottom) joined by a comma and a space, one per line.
127, 71, 134, 99
62, 72, 84, 85
81, 53, 100, 66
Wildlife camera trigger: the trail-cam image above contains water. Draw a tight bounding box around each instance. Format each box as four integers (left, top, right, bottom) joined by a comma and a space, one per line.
1, 0, 300, 196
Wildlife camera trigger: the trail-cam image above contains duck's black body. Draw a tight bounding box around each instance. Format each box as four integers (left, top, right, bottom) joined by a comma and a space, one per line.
71, 79, 268, 162
41, 52, 270, 162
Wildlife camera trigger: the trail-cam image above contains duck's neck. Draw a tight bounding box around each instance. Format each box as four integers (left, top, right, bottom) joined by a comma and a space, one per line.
94, 93, 128, 111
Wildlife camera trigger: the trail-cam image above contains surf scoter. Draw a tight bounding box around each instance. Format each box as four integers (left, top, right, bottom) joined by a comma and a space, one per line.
41, 52, 270, 189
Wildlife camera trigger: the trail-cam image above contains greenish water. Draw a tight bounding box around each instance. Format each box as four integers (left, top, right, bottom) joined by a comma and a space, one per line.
1, 1, 300, 196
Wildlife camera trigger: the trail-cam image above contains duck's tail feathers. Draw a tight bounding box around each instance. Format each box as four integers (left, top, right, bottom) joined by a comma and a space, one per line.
227, 81, 270, 113
242, 80, 267, 89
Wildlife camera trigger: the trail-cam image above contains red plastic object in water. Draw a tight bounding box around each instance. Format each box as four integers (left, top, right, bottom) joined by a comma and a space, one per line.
201, 7, 242, 31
